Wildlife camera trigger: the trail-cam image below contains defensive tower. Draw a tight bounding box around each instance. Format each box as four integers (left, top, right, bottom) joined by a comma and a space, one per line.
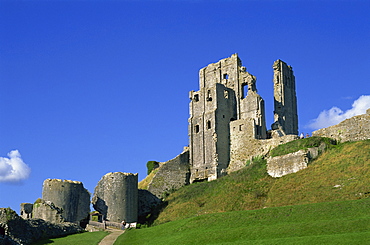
92, 172, 138, 223
42, 179, 90, 223
189, 54, 267, 183
271, 59, 298, 135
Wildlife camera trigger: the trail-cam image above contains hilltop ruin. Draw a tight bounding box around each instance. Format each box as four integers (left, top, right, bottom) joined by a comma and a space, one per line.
5, 55, 369, 244
144, 54, 300, 198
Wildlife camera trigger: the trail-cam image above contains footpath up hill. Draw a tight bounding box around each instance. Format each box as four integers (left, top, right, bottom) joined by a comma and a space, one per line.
150, 139, 370, 225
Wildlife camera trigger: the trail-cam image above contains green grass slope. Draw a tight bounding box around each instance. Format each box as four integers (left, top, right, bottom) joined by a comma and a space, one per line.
115, 198, 370, 244
31, 231, 108, 245
153, 139, 370, 225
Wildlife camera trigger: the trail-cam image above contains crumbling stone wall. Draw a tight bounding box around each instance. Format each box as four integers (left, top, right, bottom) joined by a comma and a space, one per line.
267, 150, 309, 178
32, 199, 64, 223
228, 130, 298, 173
0, 208, 82, 245
266, 144, 326, 177
147, 150, 190, 199
138, 189, 161, 221
42, 179, 90, 223
92, 172, 138, 223
20, 203, 33, 219
312, 108, 370, 142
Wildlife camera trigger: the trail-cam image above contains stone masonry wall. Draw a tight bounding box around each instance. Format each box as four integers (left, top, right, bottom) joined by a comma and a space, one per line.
20, 203, 33, 219
42, 179, 90, 223
0, 208, 83, 245
267, 150, 309, 178
228, 126, 298, 173
92, 172, 138, 223
312, 108, 370, 142
32, 199, 64, 223
148, 149, 190, 199
267, 144, 326, 177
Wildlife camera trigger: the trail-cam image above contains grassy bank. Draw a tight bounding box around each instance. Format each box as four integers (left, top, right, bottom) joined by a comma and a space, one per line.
115, 198, 370, 244
150, 139, 370, 224
31, 231, 108, 245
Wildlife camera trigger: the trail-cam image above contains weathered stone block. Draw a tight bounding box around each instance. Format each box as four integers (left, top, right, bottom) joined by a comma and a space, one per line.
32, 199, 64, 223
266, 144, 326, 177
267, 150, 309, 177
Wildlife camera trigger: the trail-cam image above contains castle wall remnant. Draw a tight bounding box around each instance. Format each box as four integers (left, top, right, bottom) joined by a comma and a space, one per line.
138, 189, 161, 221
0, 207, 83, 245
189, 54, 298, 182
20, 203, 33, 219
42, 179, 90, 224
312, 108, 370, 142
267, 150, 309, 177
271, 60, 298, 136
147, 149, 190, 199
92, 172, 138, 223
228, 134, 298, 173
32, 199, 64, 223
267, 143, 326, 177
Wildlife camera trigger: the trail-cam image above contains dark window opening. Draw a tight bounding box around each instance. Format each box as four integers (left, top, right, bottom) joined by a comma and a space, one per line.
223, 74, 229, 80
223, 115, 225, 118
207, 120, 211, 129
206, 90, 212, 101
193, 94, 199, 102
195, 125, 200, 133
239, 124, 243, 131
0, 226, 5, 236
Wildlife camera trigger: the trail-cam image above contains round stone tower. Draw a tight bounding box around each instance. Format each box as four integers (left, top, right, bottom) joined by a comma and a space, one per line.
42, 179, 90, 223
92, 172, 138, 223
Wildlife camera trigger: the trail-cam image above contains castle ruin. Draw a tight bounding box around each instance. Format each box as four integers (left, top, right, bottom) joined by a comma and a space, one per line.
41, 179, 90, 224
92, 172, 138, 223
189, 54, 298, 183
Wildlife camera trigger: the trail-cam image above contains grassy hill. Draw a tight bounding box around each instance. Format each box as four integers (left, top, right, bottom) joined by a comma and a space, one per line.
116, 198, 370, 244
147, 139, 370, 225
119, 139, 370, 244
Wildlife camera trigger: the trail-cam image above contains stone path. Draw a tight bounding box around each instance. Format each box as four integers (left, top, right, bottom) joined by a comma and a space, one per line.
98, 228, 125, 245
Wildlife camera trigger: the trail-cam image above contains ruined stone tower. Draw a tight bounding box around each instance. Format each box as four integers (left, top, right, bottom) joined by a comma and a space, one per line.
189, 54, 267, 183
41, 179, 90, 223
189, 55, 298, 182
92, 172, 138, 223
271, 59, 298, 135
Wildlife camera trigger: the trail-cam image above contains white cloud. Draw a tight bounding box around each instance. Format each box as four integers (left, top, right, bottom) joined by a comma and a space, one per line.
307, 95, 370, 130
0, 150, 31, 183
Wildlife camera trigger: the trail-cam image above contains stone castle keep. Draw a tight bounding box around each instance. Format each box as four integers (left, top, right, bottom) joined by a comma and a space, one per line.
189, 54, 298, 182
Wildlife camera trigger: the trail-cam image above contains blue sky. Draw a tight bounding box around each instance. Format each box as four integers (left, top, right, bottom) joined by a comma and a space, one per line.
1, 0, 369, 212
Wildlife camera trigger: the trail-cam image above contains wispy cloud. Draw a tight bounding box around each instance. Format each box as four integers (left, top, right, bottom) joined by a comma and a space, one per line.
307, 95, 370, 130
0, 150, 31, 183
